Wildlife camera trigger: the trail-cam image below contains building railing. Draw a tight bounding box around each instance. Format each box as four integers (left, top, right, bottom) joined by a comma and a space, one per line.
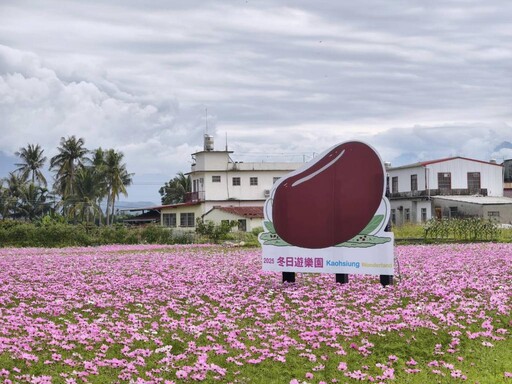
389, 188, 488, 200
184, 191, 205, 203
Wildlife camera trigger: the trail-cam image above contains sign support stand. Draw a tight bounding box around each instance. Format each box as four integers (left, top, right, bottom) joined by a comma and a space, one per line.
336, 273, 349, 284
379, 175, 394, 287
282, 271, 295, 283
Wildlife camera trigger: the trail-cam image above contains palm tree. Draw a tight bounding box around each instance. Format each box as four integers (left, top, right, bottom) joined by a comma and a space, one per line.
159, 172, 191, 204
49, 136, 89, 199
14, 144, 48, 186
65, 167, 102, 224
1, 172, 26, 219
17, 183, 49, 221
104, 149, 133, 225
87, 148, 108, 224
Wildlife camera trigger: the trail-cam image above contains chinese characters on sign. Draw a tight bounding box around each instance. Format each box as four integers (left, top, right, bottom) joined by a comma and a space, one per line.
259, 140, 394, 277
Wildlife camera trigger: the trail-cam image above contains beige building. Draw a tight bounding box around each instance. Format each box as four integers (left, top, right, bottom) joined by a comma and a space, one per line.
127, 136, 301, 231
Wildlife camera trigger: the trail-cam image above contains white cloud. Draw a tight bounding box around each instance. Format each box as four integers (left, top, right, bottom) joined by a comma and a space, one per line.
1, 0, 511, 201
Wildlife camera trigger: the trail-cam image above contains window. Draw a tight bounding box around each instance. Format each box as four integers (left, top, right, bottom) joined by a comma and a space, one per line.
212, 175, 221, 183
421, 208, 427, 222
250, 177, 258, 186
180, 213, 195, 227
391, 176, 398, 194
163, 213, 176, 227
232, 177, 241, 186
438, 172, 451, 191
449, 206, 458, 218
488, 211, 500, 217
411, 174, 418, 191
238, 219, 247, 232
404, 208, 410, 222
467, 172, 481, 194
273, 177, 280, 184
391, 209, 396, 225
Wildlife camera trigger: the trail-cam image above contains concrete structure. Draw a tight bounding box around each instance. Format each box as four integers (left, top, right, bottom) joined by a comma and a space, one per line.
504, 159, 512, 198
202, 206, 264, 232
127, 135, 302, 231
388, 157, 512, 225
432, 196, 512, 224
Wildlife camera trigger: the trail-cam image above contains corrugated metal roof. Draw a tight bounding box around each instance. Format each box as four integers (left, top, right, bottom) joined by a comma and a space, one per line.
433, 196, 512, 205
214, 206, 264, 218
122, 201, 201, 212
389, 156, 503, 171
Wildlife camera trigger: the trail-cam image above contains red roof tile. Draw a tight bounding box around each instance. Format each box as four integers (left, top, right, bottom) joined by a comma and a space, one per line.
215, 206, 264, 218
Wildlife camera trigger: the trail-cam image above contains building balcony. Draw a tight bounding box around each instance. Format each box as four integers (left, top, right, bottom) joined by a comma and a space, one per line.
184, 191, 205, 203
389, 188, 488, 200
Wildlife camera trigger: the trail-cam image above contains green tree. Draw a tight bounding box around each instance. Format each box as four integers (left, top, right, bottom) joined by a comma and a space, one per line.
49, 136, 89, 199
104, 149, 133, 225
17, 183, 50, 221
64, 167, 102, 224
14, 143, 48, 186
159, 172, 191, 204
87, 148, 108, 224
1, 172, 26, 219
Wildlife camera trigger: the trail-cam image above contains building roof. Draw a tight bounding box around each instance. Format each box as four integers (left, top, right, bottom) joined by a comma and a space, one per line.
121, 201, 201, 212
206, 206, 264, 218
124, 210, 161, 223
433, 195, 512, 205
389, 156, 502, 171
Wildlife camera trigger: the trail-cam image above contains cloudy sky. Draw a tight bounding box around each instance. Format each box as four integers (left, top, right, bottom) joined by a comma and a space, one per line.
1, 0, 511, 204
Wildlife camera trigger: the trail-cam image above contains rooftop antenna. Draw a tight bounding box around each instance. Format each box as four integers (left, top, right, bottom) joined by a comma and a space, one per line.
205, 107, 208, 135
203, 107, 214, 151
225, 132, 228, 151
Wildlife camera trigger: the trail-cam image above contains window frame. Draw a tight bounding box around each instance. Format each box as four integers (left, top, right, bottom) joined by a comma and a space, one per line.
467, 172, 481, 194
411, 174, 418, 192
212, 175, 221, 183
391, 176, 398, 194
250, 177, 258, 186
163, 213, 177, 227
438, 172, 452, 191
232, 177, 241, 186
180, 212, 195, 227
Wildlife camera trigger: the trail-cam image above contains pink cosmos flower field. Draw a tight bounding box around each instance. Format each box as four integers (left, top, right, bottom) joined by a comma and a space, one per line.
0, 243, 511, 383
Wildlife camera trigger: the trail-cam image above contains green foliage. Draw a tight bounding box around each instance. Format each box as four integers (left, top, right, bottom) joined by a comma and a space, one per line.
0, 220, 197, 247
159, 171, 191, 205
251, 226, 264, 236
140, 224, 174, 244
423, 218, 499, 241
195, 218, 237, 243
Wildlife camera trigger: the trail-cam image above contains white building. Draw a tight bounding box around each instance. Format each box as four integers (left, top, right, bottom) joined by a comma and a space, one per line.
388, 157, 512, 225
130, 136, 302, 231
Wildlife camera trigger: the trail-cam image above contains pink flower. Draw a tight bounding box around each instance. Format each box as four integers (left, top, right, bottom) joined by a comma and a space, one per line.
305, 372, 314, 379
176, 370, 188, 379
338, 362, 348, 371
406, 358, 417, 366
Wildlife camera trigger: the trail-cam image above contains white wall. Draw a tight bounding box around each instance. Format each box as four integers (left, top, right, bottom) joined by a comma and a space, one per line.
388, 159, 503, 196
388, 166, 426, 193
390, 199, 432, 225
202, 209, 263, 232
190, 151, 301, 201
426, 159, 503, 196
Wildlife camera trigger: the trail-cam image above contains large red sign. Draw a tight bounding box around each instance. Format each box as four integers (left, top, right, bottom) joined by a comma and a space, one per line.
272, 141, 384, 249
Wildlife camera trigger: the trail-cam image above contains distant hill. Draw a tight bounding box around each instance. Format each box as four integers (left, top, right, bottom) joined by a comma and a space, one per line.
104, 201, 158, 212
494, 141, 512, 151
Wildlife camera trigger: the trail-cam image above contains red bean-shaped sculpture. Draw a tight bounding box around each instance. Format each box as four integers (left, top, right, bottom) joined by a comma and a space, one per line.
272, 141, 384, 249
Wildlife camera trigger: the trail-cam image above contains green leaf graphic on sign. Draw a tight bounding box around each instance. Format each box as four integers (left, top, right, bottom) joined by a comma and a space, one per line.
263, 221, 276, 233
335, 234, 391, 248
359, 214, 384, 235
